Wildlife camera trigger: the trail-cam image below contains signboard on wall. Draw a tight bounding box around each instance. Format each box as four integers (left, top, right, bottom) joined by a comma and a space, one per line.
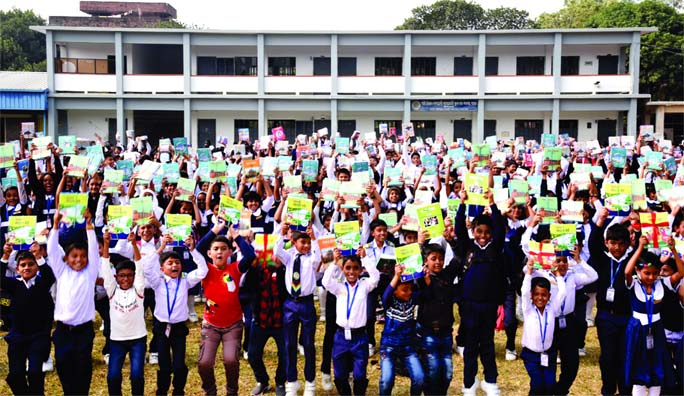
411, 100, 478, 112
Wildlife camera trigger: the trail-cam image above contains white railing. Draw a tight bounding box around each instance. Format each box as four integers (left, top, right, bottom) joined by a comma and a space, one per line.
485, 75, 554, 94
123, 75, 184, 93
411, 76, 478, 94
54, 74, 116, 93
264, 76, 331, 94
561, 75, 632, 94
191, 76, 258, 93
337, 76, 405, 95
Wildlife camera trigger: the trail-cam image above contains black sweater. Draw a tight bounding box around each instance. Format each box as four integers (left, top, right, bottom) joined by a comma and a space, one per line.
1, 259, 55, 336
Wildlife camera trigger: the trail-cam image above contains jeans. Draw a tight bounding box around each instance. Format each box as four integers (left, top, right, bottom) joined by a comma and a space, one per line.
53, 321, 94, 396
418, 331, 453, 396
95, 295, 111, 355
239, 294, 253, 353
379, 343, 424, 396
144, 288, 158, 354
5, 332, 50, 396
596, 311, 631, 395
521, 347, 558, 395
283, 298, 316, 383
461, 301, 498, 388
197, 320, 243, 396
248, 323, 286, 387
107, 336, 146, 396
153, 321, 189, 396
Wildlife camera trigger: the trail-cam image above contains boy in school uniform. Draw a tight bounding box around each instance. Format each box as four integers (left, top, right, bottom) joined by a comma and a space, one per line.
274, 223, 322, 396
143, 232, 208, 396
1, 245, 55, 396
322, 250, 379, 396
47, 210, 100, 396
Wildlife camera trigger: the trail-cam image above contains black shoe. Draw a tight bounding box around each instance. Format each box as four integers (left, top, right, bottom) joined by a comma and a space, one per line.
251, 382, 272, 396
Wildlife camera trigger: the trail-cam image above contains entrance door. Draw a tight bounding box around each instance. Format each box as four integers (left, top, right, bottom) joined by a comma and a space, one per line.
108, 117, 128, 145
515, 120, 544, 141
597, 119, 617, 147
453, 120, 472, 141
197, 119, 216, 148
598, 55, 619, 75
133, 110, 183, 147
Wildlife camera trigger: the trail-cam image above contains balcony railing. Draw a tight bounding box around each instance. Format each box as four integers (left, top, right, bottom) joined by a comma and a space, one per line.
124, 75, 184, 93
560, 75, 631, 94
337, 76, 404, 95
191, 75, 258, 94
411, 76, 478, 95
54, 73, 116, 93
264, 76, 331, 94
485, 75, 554, 95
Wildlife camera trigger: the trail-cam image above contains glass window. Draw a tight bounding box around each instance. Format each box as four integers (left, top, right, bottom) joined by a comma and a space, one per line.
516, 56, 545, 75
375, 57, 402, 76
338, 57, 357, 76
234, 120, 259, 143
197, 56, 217, 75
561, 56, 580, 75
454, 57, 473, 75
268, 57, 296, 76
485, 57, 498, 76
411, 120, 436, 140
411, 57, 436, 76
235, 57, 258, 76
338, 120, 357, 137
313, 57, 331, 76
515, 119, 544, 140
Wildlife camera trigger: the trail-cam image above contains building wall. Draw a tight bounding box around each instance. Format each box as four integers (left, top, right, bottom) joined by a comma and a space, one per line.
66, 109, 115, 139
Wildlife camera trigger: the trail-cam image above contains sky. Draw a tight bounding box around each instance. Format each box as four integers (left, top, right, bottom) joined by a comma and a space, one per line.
2, 0, 566, 30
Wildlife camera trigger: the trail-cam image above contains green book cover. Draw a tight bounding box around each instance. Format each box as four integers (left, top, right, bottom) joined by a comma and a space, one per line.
352, 161, 369, 173
590, 166, 604, 180
611, 147, 627, 168
509, 179, 528, 205
66, 155, 89, 177
447, 147, 466, 169
544, 147, 562, 171
646, 151, 663, 171
631, 179, 647, 210
286, 197, 313, 228
102, 169, 124, 193
422, 155, 437, 176
384, 167, 403, 187
402, 204, 420, 231
86, 144, 104, 175
260, 157, 278, 177
130, 196, 154, 226
334, 221, 360, 255
219, 196, 242, 224
166, 213, 192, 246
573, 163, 591, 173
8, 216, 36, 248
550, 223, 577, 253
395, 243, 424, 282
447, 199, 461, 222
379, 212, 398, 227
541, 133, 556, 148
340, 181, 365, 208
416, 203, 444, 239
0, 144, 14, 168
321, 179, 340, 201
604, 183, 632, 215
225, 176, 238, 196
226, 163, 242, 177
655, 179, 673, 202
176, 177, 196, 201
2, 177, 18, 190
528, 175, 542, 195
58, 136, 77, 155
173, 137, 188, 155
277, 156, 293, 171
107, 205, 133, 239
284, 175, 303, 194
117, 160, 134, 181
560, 200, 584, 223
197, 148, 212, 162
163, 162, 180, 183
209, 160, 227, 182
464, 173, 489, 206
197, 162, 211, 182
537, 197, 558, 224
336, 137, 350, 155
473, 144, 491, 167
302, 159, 319, 182
58, 193, 88, 227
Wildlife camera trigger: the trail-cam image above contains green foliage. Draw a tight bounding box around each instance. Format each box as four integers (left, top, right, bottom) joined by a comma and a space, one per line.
397, 0, 535, 30
153, 19, 188, 29
537, 0, 618, 29
0, 8, 46, 71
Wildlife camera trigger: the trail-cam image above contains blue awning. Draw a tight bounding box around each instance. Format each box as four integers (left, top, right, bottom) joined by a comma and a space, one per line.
0, 90, 48, 111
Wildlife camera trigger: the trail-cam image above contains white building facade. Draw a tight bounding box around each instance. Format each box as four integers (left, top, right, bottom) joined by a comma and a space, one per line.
34, 26, 654, 146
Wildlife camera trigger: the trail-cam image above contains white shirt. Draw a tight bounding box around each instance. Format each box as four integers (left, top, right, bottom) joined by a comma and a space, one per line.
274, 236, 322, 298
365, 240, 395, 264
47, 228, 100, 326
322, 262, 379, 329
111, 237, 161, 260
521, 273, 566, 353
532, 260, 598, 316
142, 249, 208, 324
100, 257, 147, 340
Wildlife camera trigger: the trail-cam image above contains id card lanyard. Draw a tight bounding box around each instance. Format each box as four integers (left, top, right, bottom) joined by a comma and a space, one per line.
165, 277, 181, 337
344, 282, 359, 340
536, 308, 549, 367
641, 283, 655, 350
606, 259, 621, 303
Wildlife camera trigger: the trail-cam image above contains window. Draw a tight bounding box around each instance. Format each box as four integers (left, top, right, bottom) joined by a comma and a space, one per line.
598, 55, 619, 75
561, 56, 580, 75
375, 57, 402, 76
106, 55, 126, 74
56, 58, 110, 74
313, 57, 331, 76
453, 120, 472, 141
338, 57, 357, 76
374, 120, 402, 135
558, 120, 579, 140
516, 56, 545, 75
217, 58, 235, 75
197, 57, 236, 75
268, 57, 296, 76
484, 120, 497, 137
411, 57, 436, 76
485, 57, 498, 76
234, 120, 259, 143
338, 120, 357, 137
515, 120, 544, 141
268, 120, 296, 142
411, 120, 436, 140
235, 57, 258, 76
454, 57, 473, 75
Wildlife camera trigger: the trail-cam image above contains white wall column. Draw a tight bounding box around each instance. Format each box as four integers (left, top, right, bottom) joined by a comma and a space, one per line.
258, 99, 266, 137
257, 34, 265, 95
46, 31, 56, 137
115, 32, 123, 95
553, 33, 562, 96
331, 99, 338, 134
183, 33, 191, 95
477, 34, 486, 96
116, 98, 125, 146
475, 100, 484, 143
331, 34, 338, 95
627, 99, 638, 136
184, 99, 191, 144
403, 34, 411, 95
629, 32, 641, 95
552, 99, 560, 135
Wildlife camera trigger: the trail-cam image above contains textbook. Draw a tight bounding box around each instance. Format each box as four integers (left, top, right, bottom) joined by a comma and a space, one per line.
159, 139, 171, 152
550, 223, 577, 255
31, 136, 52, 159
560, 200, 584, 223
422, 155, 437, 176
544, 147, 562, 171
243, 159, 261, 183
336, 137, 350, 155
528, 175, 542, 195
509, 179, 528, 205
339, 181, 365, 208
66, 155, 89, 177
102, 169, 124, 194
59, 193, 88, 227
302, 159, 319, 182
384, 167, 403, 187
318, 235, 337, 269
238, 128, 250, 143
352, 161, 369, 174
541, 133, 556, 148
276, 141, 289, 156
639, 212, 669, 249
277, 156, 293, 172
379, 212, 398, 227
473, 144, 491, 167
254, 234, 279, 267
226, 176, 238, 196
655, 179, 673, 202
0, 145, 14, 168
569, 172, 591, 191
175, 177, 196, 201
414, 189, 433, 206
283, 175, 303, 194
107, 205, 133, 239
537, 197, 558, 224
321, 179, 340, 201
162, 162, 180, 183
416, 203, 444, 239
197, 148, 212, 162
447, 148, 466, 169
529, 240, 555, 270
166, 214, 192, 247
335, 221, 360, 256
604, 183, 632, 215
286, 197, 312, 231
402, 204, 420, 231
197, 162, 211, 182
226, 163, 242, 177
464, 173, 489, 206
447, 199, 461, 222
58, 136, 77, 155
117, 160, 134, 181
272, 126, 286, 141
130, 196, 154, 226
260, 157, 278, 177
135, 160, 161, 181
8, 216, 36, 249
611, 147, 627, 168
395, 243, 424, 282
402, 122, 415, 139
376, 253, 397, 275
2, 177, 17, 190
646, 151, 663, 171
218, 196, 242, 224
209, 160, 227, 182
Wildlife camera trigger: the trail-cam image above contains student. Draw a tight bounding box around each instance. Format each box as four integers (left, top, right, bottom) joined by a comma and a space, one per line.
322, 251, 379, 396
101, 231, 147, 396
47, 210, 100, 396
196, 223, 256, 396
143, 233, 208, 396
274, 224, 321, 396
658, 260, 684, 395
520, 259, 567, 396
623, 236, 684, 396
1, 246, 55, 396
378, 263, 425, 396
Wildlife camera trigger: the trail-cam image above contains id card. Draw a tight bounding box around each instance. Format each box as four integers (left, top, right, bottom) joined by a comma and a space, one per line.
344, 328, 352, 341
646, 334, 654, 350
606, 287, 615, 302
184, 251, 190, 260
558, 316, 566, 329
165, 324, 171, 338
540, 353, 549, 367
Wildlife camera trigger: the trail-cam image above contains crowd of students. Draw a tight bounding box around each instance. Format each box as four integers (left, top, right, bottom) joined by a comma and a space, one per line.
1, 127, 683, 396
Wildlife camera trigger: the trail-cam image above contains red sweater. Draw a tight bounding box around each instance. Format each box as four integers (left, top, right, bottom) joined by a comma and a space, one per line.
202, 262, 243, 328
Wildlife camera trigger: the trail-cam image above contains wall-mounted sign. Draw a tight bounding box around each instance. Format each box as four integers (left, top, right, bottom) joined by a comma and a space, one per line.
411, 100, 478, 112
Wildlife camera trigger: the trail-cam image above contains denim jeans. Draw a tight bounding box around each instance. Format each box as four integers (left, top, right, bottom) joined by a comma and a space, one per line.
379, 343, 424, 396
418, 331, 453, 396
248, 323, 286, 387
107, 336, 146, 396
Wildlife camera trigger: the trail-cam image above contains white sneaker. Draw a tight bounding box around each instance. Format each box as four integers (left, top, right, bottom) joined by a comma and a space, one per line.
319, 315, 326, 323
188, 311, 198, 323
303, 381, 316, 396
148, 352, 159, 365
557, 355, 561, 364
99, 322, 105, 331
586, 318, 595, 327
505, 349, 517, 361
578, 348, 587, 357
321, 373, 333, 391
104, 354, 110, 365
368, 344, 375, 356
42, 356, 54, 372
480, 380, 501, 396
243, 350, 249, 360
456, 346, 464, 357
462, 377, 480, 396
298, 344, 305, 356
285, 381, 300, 396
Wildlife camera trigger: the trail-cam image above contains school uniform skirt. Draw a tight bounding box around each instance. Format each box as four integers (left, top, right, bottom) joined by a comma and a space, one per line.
624, 318, 674, 388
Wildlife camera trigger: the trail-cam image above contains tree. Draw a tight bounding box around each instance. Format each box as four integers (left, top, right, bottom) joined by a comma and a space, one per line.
537, 0, 618, 29
0, 8, 46, 71
396, 0, 535, 30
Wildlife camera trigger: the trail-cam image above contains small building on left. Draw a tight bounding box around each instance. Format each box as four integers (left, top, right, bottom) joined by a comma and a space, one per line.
0, 71, 48, 141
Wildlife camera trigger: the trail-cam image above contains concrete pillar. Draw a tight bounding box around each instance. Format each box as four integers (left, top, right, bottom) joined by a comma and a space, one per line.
257, 34, 265, 95
629, 32, 641, 94
476, 100, 484, 143
618, 46, 627, 74
183, 33, 191, 95
47, 98, 57, 138
258, 99, 265, 137
46, 31, 56, 138
117, 98, 125, 146
404, 34, 411, 95
331, 34, 338, 95
403, 100, 411, 124
627, 98, 638, 136
477, 34, 486, 96
552, 99, 560, 135
553, 33, 562, 95
656, 106, 665, 134
331, 99, 338, 135
184, 99, 191, 144
115, 32, 123, 95
617, 111, 625, 136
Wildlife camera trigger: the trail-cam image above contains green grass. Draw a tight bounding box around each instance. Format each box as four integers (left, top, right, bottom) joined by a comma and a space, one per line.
0, 302, 603, 396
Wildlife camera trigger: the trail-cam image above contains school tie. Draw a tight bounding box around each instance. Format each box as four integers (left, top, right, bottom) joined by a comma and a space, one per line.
291, 253, 302, 297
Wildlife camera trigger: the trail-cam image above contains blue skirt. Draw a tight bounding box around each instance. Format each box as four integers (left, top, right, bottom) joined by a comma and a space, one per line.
624, 318, 674, 388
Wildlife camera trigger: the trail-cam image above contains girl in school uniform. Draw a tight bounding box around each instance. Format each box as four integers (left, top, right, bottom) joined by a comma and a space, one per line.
624, 236, 684, 396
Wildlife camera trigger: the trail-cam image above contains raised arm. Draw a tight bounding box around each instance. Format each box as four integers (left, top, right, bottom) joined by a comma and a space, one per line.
624, 235, 647, 286
47, 212, 66, 276
667, 236, 684, 286
185, 236, 208, 288
100, 232, 117, 297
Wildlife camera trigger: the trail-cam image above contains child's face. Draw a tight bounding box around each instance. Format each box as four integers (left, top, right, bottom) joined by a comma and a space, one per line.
453, 182, 462, 194
676, 222, 684, 236
212, 204, 220, 217
179, 202, 193, 215
138, 224, 156, 241
4, 188, 19, 206
116, 269, 135, 290
338, 172, 350, 182
208, 241, 231, 268
246, 199, 260, 213
637, 265, 659, 287
532, 285, 551, 310
388, 189, 399, 203
660, 264, 674, 277
394, 282, 412, 302
42, 174, 55, 194
66, 247, 88, 272
372, 226, 388, 243
473, 224, 492, 247
555, 257, 568, 276
88, 177, 102, 195
342, 259, 362, 285
605, 239, 628, 258
293, 237, 311, 255
17, 258, 38, 280
161, 257, 182, 278
426, 251, 445, 273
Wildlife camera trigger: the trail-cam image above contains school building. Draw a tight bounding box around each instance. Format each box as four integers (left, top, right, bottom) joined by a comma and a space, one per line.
31, 26, 655, 146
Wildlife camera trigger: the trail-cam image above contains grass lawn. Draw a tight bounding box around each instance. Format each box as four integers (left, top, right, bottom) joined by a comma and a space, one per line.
0, 301, 603, 396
